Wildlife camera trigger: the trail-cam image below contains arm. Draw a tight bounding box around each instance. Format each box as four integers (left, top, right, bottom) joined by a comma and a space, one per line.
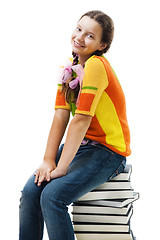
50, 113, 92, 179
44, 109, 70, 161
35, 109, 70, 186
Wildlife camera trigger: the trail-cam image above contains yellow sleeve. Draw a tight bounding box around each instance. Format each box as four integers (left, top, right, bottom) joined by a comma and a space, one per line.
75, 56, 108, 116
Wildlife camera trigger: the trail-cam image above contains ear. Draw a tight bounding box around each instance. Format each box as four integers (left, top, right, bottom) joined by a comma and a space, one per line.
98, 43, 107, 51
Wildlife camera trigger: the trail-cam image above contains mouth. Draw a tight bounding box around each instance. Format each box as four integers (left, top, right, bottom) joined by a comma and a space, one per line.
74, 41, 85, 48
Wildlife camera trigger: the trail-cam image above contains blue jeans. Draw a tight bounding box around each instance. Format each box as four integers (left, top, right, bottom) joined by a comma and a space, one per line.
19, 142, 126, 240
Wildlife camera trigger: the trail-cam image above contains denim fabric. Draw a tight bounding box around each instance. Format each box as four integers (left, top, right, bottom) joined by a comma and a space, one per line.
19, 143, 126, 240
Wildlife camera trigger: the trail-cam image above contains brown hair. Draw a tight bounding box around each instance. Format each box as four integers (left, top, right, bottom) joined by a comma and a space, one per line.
62, 10, 114, 104
61, 52, 80, 104
80, 10, 114, 55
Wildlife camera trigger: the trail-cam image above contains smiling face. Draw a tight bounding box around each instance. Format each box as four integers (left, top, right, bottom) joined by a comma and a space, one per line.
71, 16, 107, 65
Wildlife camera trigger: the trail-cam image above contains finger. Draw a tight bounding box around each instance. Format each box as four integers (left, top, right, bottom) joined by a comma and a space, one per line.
46, 171, 51, 182
37, 174, 45, 186
34, 171, 39, 183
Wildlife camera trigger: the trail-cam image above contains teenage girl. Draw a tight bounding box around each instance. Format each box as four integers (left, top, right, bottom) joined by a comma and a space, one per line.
19, 10, 131, 240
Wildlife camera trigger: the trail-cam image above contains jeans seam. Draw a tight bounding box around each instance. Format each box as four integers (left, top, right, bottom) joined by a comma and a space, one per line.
64, 209, 74, 240
93, 144, 114, 154
108, 159, 126, 181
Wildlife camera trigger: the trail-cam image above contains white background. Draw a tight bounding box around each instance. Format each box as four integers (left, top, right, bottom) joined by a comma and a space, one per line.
0, 0, 160, 239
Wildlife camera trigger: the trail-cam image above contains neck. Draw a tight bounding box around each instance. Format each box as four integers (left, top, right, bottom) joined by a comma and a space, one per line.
79, 54, 92, 66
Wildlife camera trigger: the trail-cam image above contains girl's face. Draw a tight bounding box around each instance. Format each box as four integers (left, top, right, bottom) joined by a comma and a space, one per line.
71, 16, 107, 64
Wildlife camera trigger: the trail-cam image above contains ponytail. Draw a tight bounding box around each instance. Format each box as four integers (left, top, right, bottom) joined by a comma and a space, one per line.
61, 52, 80, 104
72, 52, 79, 66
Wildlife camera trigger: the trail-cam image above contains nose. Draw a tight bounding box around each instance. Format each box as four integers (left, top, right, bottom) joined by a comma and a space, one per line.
76, 32, 84, 43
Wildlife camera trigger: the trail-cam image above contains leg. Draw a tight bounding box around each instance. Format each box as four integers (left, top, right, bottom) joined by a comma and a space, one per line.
19, 144, 64, 240
19, 175, 47, 240
40, 143, 126, 240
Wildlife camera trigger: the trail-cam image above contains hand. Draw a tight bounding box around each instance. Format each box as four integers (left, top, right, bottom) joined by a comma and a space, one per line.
34, 160, 56, 186
50, 167, 68, 180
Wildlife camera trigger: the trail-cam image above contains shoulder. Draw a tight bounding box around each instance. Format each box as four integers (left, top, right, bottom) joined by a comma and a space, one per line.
82, 56, 108, 88
84, 56, 108, 81
85, 55, 106, 70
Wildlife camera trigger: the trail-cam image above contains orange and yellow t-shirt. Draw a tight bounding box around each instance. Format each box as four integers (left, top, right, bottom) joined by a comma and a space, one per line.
55, 55, 131, 157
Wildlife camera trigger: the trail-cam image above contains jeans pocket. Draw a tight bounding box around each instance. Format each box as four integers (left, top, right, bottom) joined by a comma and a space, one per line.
109, 159, 126, 181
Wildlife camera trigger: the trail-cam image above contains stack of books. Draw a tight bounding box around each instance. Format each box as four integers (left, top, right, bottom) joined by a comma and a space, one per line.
71, 164, 139, 240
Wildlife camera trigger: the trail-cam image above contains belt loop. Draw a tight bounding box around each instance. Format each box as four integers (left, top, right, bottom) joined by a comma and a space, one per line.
81, 138, 89, 146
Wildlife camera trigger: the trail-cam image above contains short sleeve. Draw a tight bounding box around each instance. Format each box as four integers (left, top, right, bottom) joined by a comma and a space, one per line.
75, 56, 108, 116
54, 84, 71, 111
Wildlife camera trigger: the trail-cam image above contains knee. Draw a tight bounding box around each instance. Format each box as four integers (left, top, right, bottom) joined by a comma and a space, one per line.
40, 184, 67, 212
19, 175, 41, 208
40, 186, 55, 210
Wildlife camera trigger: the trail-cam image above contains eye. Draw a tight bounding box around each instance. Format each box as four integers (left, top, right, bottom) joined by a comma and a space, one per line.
87, 34, 94, 39
76, 27, 81, 32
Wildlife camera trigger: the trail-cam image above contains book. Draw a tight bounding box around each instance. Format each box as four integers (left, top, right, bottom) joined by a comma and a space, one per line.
72, 164, 138, 240
75, 231, 134, 240
77, 192, 139, 208
73, 223, 130, 233
78, 190, 134, 201
72, 207, 133, 224
95, 181, 132, 190
72, 203, 132, 215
